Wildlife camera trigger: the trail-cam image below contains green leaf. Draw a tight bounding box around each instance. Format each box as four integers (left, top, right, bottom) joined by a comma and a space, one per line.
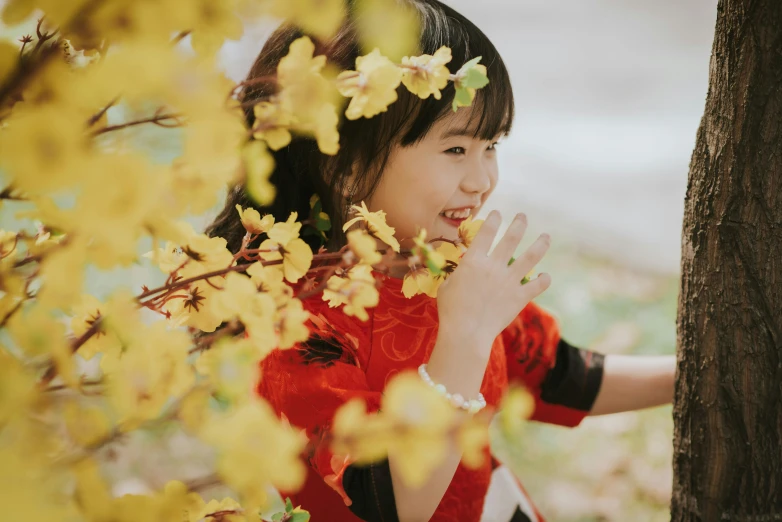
291, 512, 311, 522
452, 87, 474, 112
425, 256, 443, 275
285, 498, 294, 513
271, 513, 283, 522
462, 66, 490, 89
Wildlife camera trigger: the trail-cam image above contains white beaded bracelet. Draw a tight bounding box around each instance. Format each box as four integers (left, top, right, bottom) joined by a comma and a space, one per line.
418, 363, 487, 414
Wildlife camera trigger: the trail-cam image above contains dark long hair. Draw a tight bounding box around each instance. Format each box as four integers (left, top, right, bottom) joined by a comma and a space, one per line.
205, 0, 515, 256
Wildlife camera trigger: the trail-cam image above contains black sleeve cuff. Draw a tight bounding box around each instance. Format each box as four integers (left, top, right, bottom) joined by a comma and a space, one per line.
539, 339, 605, 411
342, 459, 399, 522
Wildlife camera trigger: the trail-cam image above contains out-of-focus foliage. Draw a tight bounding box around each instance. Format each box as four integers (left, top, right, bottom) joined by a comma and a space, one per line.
0, 0, 506, 519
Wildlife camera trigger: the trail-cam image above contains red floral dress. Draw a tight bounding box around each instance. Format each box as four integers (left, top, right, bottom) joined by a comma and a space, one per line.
257, 270, 604, 522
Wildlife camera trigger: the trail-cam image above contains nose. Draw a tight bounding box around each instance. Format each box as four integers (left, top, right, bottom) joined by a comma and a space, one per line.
460, 157, 494, 196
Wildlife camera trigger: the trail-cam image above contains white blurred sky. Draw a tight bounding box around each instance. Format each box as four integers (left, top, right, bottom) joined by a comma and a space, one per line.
219, 0, 718, 274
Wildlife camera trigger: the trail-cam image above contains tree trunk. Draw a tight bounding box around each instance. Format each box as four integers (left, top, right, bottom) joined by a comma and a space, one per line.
672, 0, 782, 520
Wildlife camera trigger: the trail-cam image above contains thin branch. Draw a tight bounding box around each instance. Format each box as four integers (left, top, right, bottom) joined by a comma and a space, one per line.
86, 96, 119, 126
90, 111, 183, 136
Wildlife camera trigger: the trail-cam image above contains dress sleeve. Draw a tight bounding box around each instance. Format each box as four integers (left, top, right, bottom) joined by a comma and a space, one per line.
500, 301, 605, 427
256, 312, 398, 522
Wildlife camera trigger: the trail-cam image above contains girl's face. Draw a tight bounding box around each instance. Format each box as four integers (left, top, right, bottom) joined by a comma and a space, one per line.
364, 108, 501, 251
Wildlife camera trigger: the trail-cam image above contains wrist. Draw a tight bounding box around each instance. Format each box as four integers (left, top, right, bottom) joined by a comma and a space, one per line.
426, 329, 492, 399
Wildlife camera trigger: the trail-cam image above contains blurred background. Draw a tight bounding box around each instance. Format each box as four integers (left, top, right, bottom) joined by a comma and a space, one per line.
0, 0, 719, 520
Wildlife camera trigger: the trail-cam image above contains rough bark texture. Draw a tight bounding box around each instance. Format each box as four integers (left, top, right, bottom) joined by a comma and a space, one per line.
671, 0, 782, 521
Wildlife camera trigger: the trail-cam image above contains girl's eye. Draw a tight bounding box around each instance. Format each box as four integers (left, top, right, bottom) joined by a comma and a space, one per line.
445, 146, 466, 155
487, 141, 500, 151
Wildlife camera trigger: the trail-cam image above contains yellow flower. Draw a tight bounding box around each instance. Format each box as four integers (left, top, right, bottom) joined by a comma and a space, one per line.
196, 337, 259, 405
337, 49, 403, 120
332, 398, 394, 464
243, 139, 277, 207
458, 415, 490, 469
277, 297, 310, 349
144, 241, 188, 273
235, 204, 275, 235
64, 401, 111, 447
402, 241, 461, 298
267, 212, 302, 246
268, 0, 346, 41
100, 321, 194, 429
202, 401, 307, 509
382, 371, 455, 487
0, 230, 17, 258
400, 46, 452, 100
353, 0, 420, 62
498, 386, 535, 440
412, 228, 446, 274
343, 201, 400, 252
188, 497, 244, 522
188, 0, 244, 57
252, 100, 294, 150
246, 260, 289, 304
69, 294, 122, 361
277, 36, 342, 156
259, 212, 314, 283
347, 229, 382, 265
457, 215, 484, 249
322, 263, 379, 321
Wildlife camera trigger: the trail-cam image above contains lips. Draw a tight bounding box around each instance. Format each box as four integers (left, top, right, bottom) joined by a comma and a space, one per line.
440, 214, 467, 227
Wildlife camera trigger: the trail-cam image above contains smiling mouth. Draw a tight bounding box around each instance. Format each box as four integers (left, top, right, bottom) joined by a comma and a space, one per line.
439, 214, 467, 227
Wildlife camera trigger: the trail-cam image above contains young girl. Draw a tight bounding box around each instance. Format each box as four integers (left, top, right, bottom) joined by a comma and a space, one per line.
206, 1, 677, 520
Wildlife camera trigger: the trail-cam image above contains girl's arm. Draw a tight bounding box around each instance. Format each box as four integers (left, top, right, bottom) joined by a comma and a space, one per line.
589, 354, 676, 415
389, 328, 492, 522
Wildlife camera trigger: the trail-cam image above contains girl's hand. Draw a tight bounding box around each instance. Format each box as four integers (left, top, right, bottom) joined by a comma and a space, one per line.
436, 210, 552, 357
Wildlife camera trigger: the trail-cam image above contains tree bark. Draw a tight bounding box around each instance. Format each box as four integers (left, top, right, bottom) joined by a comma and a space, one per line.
672, 0, 782, 521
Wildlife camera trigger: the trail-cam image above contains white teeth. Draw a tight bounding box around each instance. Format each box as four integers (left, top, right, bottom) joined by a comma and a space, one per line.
442, 209, 470, 219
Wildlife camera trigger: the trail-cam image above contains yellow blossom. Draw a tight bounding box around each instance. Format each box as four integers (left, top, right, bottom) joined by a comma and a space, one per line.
196, 337, 260, 405
277, 37, 341, 155
69, 294, 122, 360
347, 229, 382, 265
332, 398, 393, 464
400, 47, 452, 100
201, 401, 307, 509
457, 215, 484, 249
258, 213, 313, 283
235, 204, 275, 235
322, 263, 379, 321
0, 349, 37, 426
188, 0, 245, 57
100, 321, 194, 429
252, 101, 294, 150
498, 386, 535, 440
382, 372, 456, 487
246, 260, 289, 304
402, 241, 461, 298
268, 0, 346, 41
337, 49, 403, 120
243, 139, 277, 206
277, 296, 310, 349
0, 230, 17, 258
187, 497, 245, 522
343, 201, 400, 252
353, 0, 420, 62
63, 401, 111, 447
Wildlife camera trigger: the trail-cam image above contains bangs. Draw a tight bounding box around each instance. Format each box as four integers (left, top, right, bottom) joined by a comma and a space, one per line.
397, 0, 515, 146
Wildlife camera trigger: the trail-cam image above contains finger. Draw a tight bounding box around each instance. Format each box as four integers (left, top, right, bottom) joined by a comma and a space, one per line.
518, 272, 552, 300
489, 212, 528, 264
463, 210, 501, 259
509, 233, 551, 281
